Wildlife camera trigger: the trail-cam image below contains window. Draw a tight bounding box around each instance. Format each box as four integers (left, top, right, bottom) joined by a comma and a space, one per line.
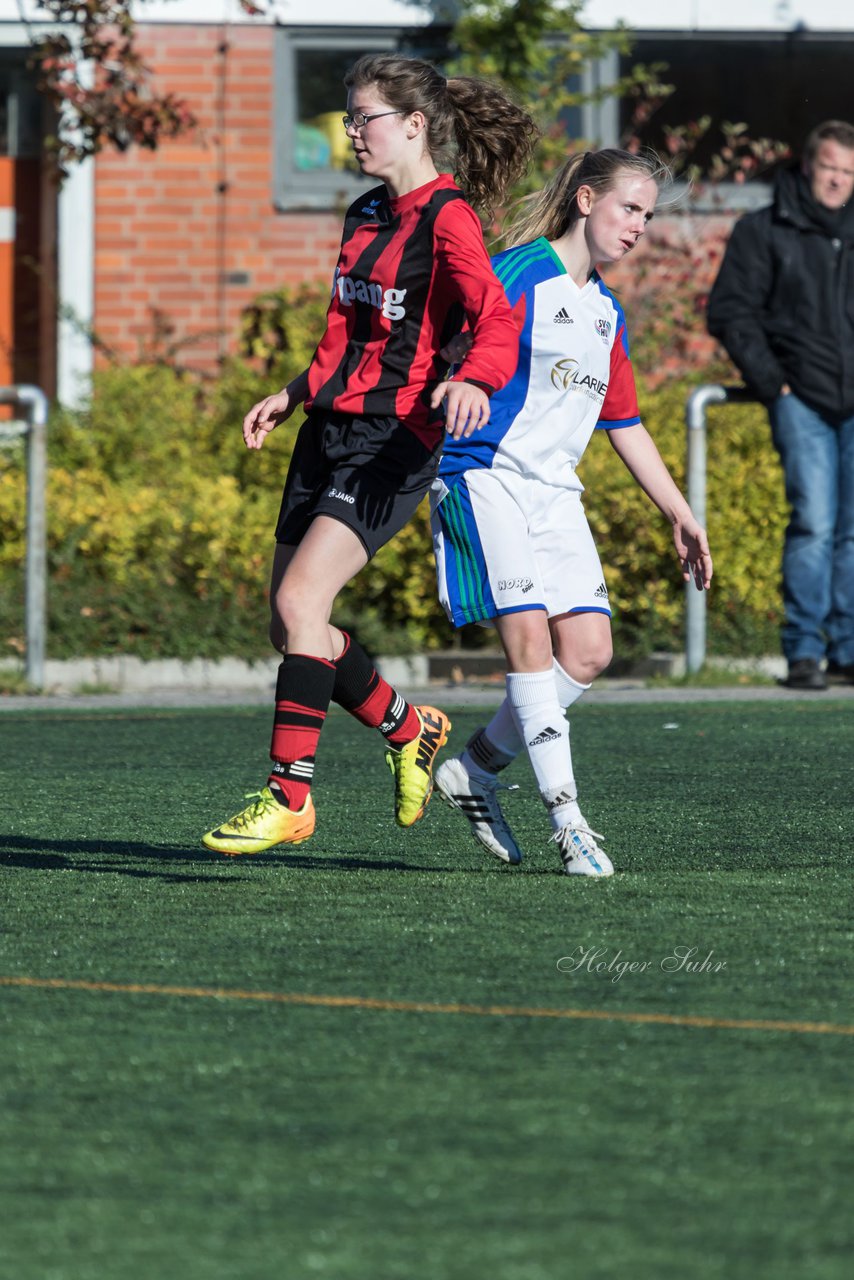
273, 25, 444, 211
618, 31, 854, 206
0, 52, 42, 158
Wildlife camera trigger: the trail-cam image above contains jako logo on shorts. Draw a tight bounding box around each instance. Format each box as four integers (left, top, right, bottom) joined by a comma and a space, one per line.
334, 269, 407, 320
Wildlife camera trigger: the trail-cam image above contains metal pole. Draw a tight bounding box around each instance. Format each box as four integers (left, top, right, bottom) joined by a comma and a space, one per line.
19, 387, 49, 689
685, 386, 725, 673
0, 386, 49, 689
684, 384, 757, 674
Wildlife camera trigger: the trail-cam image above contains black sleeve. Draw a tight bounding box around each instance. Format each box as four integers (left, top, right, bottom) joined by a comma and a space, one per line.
706, 213, 788, 403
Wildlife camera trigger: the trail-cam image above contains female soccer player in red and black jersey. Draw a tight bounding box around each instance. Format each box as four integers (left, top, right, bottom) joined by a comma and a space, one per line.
203, 55, 538, 855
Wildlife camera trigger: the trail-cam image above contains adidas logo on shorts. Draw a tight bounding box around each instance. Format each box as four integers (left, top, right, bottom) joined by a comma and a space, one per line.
528, 726, 562, 747
594, 582, 609, 599
553, 307, 574, 324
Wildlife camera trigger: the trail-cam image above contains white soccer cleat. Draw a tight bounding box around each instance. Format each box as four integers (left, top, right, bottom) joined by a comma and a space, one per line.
435, 755, 523, 864
552, 821, 614, 877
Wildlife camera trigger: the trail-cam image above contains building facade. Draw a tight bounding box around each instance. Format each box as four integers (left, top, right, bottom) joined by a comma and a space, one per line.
1, 0, 852, 402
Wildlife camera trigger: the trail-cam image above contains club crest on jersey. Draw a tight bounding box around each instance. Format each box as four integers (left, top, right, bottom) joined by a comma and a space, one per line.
550, 358, 608, 399
333, 268, 407, 320
596, 318, 612, 342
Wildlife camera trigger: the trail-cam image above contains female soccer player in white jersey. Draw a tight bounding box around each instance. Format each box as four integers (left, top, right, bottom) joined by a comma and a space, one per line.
432, 149, 713, 877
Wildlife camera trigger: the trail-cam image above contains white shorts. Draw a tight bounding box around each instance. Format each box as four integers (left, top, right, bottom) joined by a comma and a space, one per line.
431, 468, 611, 628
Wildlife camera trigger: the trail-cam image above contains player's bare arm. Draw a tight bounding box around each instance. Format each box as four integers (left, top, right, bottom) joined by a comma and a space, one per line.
607, 422, 713, 590
243, 368, 310, 451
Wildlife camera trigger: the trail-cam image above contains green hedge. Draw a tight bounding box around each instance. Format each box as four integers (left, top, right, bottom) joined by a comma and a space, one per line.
581, 381, 785, 658
0, 359, 785, 664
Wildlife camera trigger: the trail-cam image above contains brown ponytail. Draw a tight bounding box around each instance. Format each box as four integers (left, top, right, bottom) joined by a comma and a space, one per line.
445, 76, 540, 218
344, 54, 539, 218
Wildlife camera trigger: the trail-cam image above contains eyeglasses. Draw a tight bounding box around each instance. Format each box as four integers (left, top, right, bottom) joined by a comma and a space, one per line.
342, 110, 405, 131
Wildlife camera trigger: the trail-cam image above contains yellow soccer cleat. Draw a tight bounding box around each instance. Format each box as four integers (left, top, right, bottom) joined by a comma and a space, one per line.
384, 705, 451, 828
202, 788, 315, 856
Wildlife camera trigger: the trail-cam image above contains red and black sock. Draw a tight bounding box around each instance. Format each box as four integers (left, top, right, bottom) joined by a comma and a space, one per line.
268, 654, 336, 810
332, 631, 420, 747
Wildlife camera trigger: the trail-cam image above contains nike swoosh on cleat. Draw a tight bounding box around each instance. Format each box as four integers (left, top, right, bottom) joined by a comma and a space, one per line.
210, 830, 268, 842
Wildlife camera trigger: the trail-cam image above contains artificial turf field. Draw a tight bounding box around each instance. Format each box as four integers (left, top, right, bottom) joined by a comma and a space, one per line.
1, 698, 852, 1280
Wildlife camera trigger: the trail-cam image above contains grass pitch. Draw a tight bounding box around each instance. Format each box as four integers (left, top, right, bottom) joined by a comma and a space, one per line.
1, 699, 852, 1280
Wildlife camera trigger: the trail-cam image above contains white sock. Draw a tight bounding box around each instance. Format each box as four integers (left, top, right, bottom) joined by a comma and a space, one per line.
474, 657, 591, 770
504, 669, 581, 831
553, 658, 591, 710
478, 699, 519, 756
459, 724, 515, 782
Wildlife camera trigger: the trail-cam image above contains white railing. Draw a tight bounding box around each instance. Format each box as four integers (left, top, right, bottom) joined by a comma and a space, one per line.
0, 386, 49, 688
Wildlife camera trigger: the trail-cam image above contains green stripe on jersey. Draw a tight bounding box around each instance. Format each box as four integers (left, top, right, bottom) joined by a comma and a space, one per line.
495, 237, 556, 292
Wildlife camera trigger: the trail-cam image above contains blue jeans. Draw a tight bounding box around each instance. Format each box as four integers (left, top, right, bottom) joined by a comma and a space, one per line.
769, 392, 854, 665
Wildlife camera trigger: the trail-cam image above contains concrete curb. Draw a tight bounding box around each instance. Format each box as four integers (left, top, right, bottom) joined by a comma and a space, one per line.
0, 653, 432, 697
0, 650, 791, 698
2, 655, 854, 711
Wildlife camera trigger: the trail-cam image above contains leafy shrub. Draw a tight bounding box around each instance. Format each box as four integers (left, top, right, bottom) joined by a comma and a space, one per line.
578, 382, 785, 657
0, 295, 787, 664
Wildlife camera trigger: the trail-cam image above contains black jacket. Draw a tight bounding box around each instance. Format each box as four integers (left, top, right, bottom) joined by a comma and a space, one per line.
706, 166, 854, 421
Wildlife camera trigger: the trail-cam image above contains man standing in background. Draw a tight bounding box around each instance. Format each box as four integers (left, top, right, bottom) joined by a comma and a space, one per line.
707, 120, 854, 690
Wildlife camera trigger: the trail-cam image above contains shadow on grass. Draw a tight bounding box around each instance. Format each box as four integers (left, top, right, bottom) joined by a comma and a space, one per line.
0, 835, 436, 876
0, 840, 226, 883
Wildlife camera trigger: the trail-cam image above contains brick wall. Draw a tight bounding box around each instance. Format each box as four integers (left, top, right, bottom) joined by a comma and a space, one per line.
92, 24, 742, 382
94, 24, 341, 374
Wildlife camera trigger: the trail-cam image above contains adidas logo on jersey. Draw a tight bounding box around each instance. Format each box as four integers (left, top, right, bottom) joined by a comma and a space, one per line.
528, 726, 562, 747
594, 582, 609, 599
553, 307, 574, 324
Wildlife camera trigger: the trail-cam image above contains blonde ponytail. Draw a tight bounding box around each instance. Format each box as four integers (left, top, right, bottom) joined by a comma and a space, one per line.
504, 148, 671, 247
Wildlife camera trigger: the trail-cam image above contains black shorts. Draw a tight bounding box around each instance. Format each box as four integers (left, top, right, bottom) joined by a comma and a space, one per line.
275, 410, 442, 559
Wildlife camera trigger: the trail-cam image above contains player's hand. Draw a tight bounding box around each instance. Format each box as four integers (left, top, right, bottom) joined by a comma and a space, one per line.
674, 517, 713, 591
431, 380, 490, 440
242, 390, 297, 450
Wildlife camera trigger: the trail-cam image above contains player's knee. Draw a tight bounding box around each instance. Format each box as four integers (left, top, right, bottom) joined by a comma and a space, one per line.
555, 633, 612, 683
583, 636, 613, 681
274, 578, 321, 639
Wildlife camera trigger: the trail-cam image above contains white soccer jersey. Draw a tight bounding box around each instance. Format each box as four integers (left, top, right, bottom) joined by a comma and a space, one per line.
438, 236, 641, 492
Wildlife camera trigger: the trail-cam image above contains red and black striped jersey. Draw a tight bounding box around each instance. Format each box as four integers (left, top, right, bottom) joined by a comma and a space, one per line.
305, 174, 519, 449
